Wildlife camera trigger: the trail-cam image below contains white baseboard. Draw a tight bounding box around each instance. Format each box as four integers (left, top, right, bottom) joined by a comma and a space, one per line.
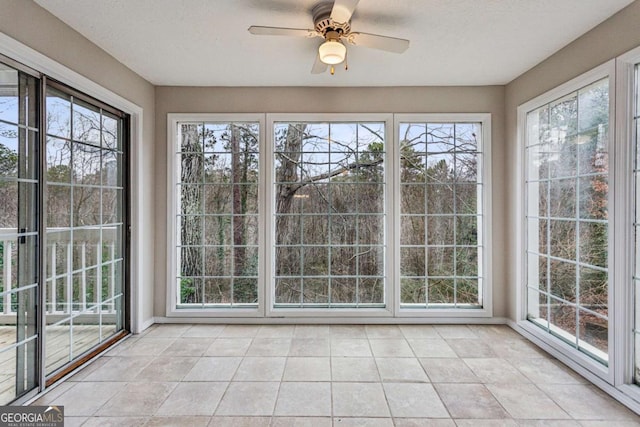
149, 316, 510, 325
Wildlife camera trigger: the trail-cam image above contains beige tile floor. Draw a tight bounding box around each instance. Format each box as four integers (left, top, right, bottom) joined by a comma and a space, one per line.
32, 324, 640, 426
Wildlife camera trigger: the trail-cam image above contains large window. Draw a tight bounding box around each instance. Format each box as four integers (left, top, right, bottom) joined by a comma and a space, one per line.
169, 114, 491, 316
273, 121, 385, 307
398, 121, 484, 308
517, 51, 640, 410
175, 121, 259, 308
523, 74, 611, 362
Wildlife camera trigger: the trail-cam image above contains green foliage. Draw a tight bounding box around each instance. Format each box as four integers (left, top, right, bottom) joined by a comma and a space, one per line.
0, 241, 3, 293
180, 278, 197, 304
0, 144, 18, 176
47, 164, 71, 182
233, 278, 258, 304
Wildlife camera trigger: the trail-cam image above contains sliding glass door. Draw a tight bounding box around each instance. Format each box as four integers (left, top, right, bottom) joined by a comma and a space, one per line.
44, 83, 127, 374
0, 56, 128, 404
0, 60, 40, 403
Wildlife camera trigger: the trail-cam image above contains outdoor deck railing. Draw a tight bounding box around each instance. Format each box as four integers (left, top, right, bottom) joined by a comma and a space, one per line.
0, 227, 119, 316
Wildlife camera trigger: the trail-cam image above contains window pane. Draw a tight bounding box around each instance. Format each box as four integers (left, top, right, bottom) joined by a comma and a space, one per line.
46, 88, 71, 139
305, 246, 329, 276
46, 137, 71, 183
275, 278, 301, 304
102, 150, 121, 187
528, 288, 549, 328
234, 278, 258, 304
301, 215, 329, 245
401, 185, 424, 213
0, 67, 19, 124
400, 216, 424, 246
0, 124, 19, 178
579, 175, 608, 220
303, 278, 329, 304
276, 246, 301, 276
526, 143, 550, 182
204, 278, 231, 304
579, 221, 608, 268
549, 220, 576, 260
580, 266, 607, 310
427, 123, 455, 153
579, 310, 608, 357
549, 93, 578, 137
72, 100, 101, 146
549, 259, 576, 302
359, 277, 384, 304
426, 185, 454, 214
73, 186, 101, 226
549, 139, 577, 179
428, 278, 455, 304
47, 185, 71, 228
427, 216, 454, 245
457, 279, 479, 304
549, 298, 577, 345
102, 112, 120, 150
401, 278, 426, 304
548, 179, 576, 218
401, 247, 425, 277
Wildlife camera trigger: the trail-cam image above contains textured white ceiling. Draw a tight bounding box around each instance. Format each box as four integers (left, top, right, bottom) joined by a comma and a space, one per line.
34, 0, 634, 87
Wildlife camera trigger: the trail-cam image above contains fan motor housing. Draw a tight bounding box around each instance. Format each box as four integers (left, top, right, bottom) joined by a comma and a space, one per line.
313, 2, 351, 35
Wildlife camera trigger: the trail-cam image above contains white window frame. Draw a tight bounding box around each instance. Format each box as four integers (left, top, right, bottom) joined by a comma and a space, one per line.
613, 45, 640, 404
516, 60, 617, 383
394, 114, 493, 318
265, 113, 394, 319
167, 112, 493, 320
166, 113, 266, 318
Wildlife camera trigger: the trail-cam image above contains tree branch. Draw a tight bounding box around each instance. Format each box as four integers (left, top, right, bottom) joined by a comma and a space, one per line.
287, 158, 383, 195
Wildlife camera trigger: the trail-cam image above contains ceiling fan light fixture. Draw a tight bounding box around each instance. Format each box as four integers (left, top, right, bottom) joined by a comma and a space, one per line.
318, 39, 346, 65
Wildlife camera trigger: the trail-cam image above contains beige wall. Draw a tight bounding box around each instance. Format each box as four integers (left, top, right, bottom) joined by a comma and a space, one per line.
504, 0, 640, 320
0, 0, 156, 329
154, 86, 507, 318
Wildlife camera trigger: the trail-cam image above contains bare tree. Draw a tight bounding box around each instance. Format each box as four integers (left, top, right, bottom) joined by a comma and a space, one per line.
180, 124, 203, 302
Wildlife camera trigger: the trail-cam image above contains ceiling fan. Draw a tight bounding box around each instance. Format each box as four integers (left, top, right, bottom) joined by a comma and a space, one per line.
248, 0, 410, 75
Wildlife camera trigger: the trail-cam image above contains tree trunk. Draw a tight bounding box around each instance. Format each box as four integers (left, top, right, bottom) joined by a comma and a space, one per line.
275, 124, 306, 279
231, 125, 246, 275
180, 125, 203, 289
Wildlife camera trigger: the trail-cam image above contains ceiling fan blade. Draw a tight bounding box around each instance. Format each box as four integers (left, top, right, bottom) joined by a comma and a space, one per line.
248, 26, 318, 38
348, 32, 410, 53
331, 0, 359, 23
311, 53, 328, 74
